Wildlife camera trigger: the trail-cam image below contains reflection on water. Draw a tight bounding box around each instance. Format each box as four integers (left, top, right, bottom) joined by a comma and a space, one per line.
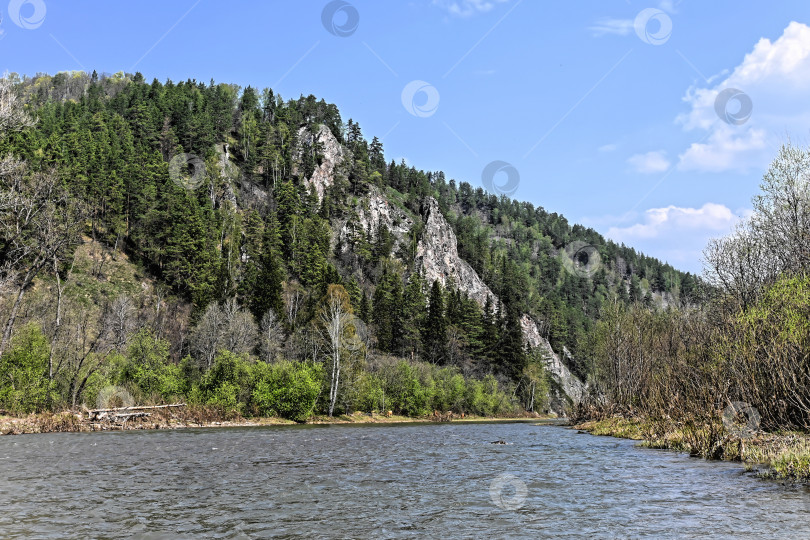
1, 422, 808, 539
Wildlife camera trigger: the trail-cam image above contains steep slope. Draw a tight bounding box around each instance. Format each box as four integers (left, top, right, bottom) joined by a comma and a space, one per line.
415, 197, 585, 405
5, 72, 699, 417
295, 124, 346, 202
307, 129, 585, 406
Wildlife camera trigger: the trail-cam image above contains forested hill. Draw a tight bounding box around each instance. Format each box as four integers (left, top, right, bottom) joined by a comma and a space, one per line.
0, 70, 697, 416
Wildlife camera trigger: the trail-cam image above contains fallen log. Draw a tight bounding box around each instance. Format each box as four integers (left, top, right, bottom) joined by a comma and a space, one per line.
85, 403, 186, 422
99, 412, 151, 420
88, 403, 186, 414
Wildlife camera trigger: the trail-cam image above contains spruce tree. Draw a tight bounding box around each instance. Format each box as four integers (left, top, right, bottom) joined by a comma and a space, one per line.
250, 214, 285, 322
422, 280, 447, 363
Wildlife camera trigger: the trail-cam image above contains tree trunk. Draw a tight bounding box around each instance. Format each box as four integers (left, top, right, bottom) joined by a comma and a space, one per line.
0, 267, 36, 357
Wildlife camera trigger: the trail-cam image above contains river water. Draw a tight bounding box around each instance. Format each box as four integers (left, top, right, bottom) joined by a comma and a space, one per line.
1, 421, 808, 539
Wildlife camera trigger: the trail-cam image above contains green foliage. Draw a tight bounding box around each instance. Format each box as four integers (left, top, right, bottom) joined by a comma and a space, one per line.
252, 361, 323, 421
0, 323, 53, 413
195, 350, 253, 413
3, 72, 701, 419
108, 329, 187, 402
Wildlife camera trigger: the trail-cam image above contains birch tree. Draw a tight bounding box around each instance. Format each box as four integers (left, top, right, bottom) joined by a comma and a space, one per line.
317, 285, 367, 417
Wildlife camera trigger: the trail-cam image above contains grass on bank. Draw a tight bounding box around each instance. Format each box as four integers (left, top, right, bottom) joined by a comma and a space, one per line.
575, 417, 810, 482
0, 407, 544, 435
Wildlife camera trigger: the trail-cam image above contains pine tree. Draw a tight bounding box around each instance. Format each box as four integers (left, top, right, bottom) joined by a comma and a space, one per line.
402, 273, 426, 358
250, 214, 285, 322
497, 304, 527, 379
422, 280, 447, 363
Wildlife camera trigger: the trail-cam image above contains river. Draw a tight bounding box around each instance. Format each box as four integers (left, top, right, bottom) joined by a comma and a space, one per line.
1, 421, 808, 538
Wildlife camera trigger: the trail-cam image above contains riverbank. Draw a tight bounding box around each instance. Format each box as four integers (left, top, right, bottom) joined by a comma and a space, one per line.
574, 417, 810, 483
0, 408, 550, 436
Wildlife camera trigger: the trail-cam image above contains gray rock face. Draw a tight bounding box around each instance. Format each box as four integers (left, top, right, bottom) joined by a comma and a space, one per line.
301, 134, 586, 409
295, 124, 346, 202
415, 198, 495, 307
337, 186, 414, 257
521, 315, 585, 403
415, 197, 586, 410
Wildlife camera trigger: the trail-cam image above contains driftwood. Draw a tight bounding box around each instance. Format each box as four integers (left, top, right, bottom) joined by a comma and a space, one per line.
85, 403, 186, 422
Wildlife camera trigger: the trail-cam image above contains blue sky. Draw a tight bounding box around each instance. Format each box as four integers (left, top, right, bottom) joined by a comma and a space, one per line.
3, 0, 810, 273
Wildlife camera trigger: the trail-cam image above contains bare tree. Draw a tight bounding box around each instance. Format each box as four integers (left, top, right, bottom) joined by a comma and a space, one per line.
103, 295, 137, 352
318, 285, 365, 417
189, 303, 226, 369
0, 76, 84, 355
259, 309, 284, 362
702, 221, 776, 310
751, 142, 810, 274
703, 142, 810, 309
221, 298, 258, 355
0, 76, 35, 135
283, 280, 305, 328
0, 167, 84, 355
189, 299, 258, 369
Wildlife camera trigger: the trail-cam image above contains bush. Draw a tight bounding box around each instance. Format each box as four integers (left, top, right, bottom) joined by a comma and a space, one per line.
109, 329, 188, 403
388, 361, 433, 416
252, 361, 322, 421
0, 323, 53, 413
187, 350, 255, 414
432, 368, 467, 412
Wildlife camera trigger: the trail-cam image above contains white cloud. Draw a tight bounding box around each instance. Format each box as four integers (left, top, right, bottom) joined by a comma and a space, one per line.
589, 18, 633, 37
627, 150, 671, 173
590, 1, 675, 38
598, 142, 619, 153
606, 203, 741, 241
677, 21, 810, 172
433, 0, 508, 17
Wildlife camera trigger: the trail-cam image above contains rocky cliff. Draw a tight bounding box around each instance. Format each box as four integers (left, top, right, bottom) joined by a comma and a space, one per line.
296, 124, 346, 202
415, 198, 494, 306
414, 197, 585, 409
298, 125, 586, 411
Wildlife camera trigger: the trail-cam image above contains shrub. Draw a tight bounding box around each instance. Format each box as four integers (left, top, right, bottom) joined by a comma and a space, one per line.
0, 323, 53, 413
252, 361, 322, 421
197, 350, 253, 414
